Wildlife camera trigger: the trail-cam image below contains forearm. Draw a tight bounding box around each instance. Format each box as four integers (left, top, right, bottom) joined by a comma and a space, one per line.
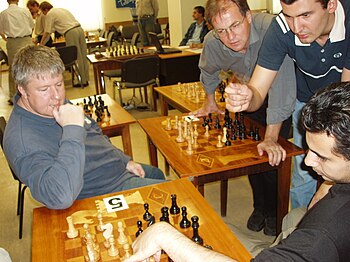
264, 123, 283, 142
40, 32, 50, 45
19, 126, 86, 209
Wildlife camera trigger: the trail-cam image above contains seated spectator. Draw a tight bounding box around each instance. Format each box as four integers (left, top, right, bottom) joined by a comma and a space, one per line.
124, 82, 350, 262
3, 45, 165, 210
179, 6, 209, 47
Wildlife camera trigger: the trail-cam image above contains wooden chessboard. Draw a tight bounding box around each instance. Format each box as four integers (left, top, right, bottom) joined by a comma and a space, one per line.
62, 188, 210, 262
161, 113, 261, 157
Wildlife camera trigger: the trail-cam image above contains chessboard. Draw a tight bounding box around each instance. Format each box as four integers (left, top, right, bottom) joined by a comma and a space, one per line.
63, 190, 209, 262
161, 111, 261, 156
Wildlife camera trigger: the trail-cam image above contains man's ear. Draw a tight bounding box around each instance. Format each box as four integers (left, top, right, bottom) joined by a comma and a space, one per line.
328, 0, 338, 14
17, 85, 27, 99
246, 10, 252, 24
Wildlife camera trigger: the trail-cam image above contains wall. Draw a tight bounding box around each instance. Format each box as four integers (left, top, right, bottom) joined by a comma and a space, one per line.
102, 0, 169, 25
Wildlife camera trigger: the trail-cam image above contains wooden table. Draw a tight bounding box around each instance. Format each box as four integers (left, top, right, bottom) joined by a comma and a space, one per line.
138, 114, 304, 234
155, 81, 225, 116
53, 37, 107, 52
71, 94, 136, 158
32, 179, 252, 261
87, 51, 155, 95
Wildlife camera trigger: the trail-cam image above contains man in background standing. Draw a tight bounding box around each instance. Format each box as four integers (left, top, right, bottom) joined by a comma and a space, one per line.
26, 0, 53, 46
0, 0, 34, 105
39, 1, 89, 87
136, 0, 159, 46
179, 6, 209, 47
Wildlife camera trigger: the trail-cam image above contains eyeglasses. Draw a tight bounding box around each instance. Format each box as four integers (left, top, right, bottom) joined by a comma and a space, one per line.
213, 17, 246, 39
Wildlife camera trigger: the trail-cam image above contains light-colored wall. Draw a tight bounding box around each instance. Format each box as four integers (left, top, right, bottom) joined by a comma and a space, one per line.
102, 0, 169, 24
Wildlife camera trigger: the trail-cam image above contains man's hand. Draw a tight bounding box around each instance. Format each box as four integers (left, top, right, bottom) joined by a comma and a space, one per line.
126, 161, 145, 178
190, 94, 224, 117
225, 83, 253, 112
123, 223, 168, 262
52, 104, 84, 127
308, 181, 334, 209
257, 138, 286, 166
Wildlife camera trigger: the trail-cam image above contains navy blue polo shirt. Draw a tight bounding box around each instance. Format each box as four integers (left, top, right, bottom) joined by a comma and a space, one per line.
257, 0, 350, 102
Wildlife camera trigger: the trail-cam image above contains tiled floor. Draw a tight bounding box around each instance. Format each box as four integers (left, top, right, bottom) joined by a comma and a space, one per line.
0, 65, 275, 261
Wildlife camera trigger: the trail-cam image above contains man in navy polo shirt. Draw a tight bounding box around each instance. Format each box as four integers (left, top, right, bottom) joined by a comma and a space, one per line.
225, 0, 350, 209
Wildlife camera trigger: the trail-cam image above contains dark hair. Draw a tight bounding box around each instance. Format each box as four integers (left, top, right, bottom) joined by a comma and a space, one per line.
39, 1, 53, 12
194, 6, 205, 17
205, 0, 250, 26
26, 0, 39, 8
302, 82, 350, 160
281, 0, 329, 9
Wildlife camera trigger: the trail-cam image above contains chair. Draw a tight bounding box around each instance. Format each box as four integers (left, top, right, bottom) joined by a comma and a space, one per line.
121, 25, 139, 44
56, 45, 83, 88
153, 23, 165, 43
100, 32, 140, 89
89, 31, 117, 54
108, 55, 160, 110
0, 116, 28, 239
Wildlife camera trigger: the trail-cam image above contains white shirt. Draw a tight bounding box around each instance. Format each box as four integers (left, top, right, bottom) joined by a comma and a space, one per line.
0, 4, 33, 38
44, 8, 80, 35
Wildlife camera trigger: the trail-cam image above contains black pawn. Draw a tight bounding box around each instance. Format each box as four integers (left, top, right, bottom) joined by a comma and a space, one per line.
202, 116, 207, 127
208, 113, 213, 123
179, 206, 191, 228
231, 129, 237, 140
143, 203, 153, 222
136, 220, 143, 237
160, 207, 170, 223
225, 132, 231, 146
191, 216, 203, 245
214, 115, 221, 129
170, 194, 180, 215
254, 127, 260, 141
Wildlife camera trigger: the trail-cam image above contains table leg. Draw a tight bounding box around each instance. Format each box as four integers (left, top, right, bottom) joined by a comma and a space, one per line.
121, 125, 133, 158
159, 95, 168, 116
147, 137, 158, 167
220, 179, 228, 217
93, 65, 99, 94
277, 157, 292, 235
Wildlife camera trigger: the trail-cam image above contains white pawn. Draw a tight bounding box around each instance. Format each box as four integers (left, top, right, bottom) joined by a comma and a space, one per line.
96, 211, 104, 232
165, 117, 172, 130
66, 216, 78, 238
174, 115, 179, 129
222, 127, 227, 143
204, 125, 210, 138
107, 235, 119, 257
123, 243, 132, 259
117, 221, 128, 245
216, 135, 224, 148
176, 121, 185, 143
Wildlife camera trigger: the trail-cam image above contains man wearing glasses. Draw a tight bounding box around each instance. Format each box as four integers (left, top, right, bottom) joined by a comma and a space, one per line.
191, 0, 296, 236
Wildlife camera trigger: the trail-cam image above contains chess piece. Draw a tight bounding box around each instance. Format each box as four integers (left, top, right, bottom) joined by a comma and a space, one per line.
193, 134, 199, 149
214, 115, 221, 129
117, 221, 128, 245
66, 216, 78, 238
147, 215, 156, 227
136, 220, 143, 237
191, 216, 203, 245
176, 121, 185, 143
170, 194, 180, 215
204, 125, 210, 138
107, 235, 119, 257
225, 132, 232, 146
83, 223, 96, 243
222, 127, 228, 143
179, 206, 191, 228
216, 135, 224, 148
96, 211, 104, 232
186, 137, 193, 155
165, 117, 172, 131
101, 223, 113, 248
123, 243, 132, 259
193, 123, 198, 137
160, 206, 170, 223
85, 239, 101, 262
174, 115, 179, 129
143, 203, 153, 222
254, 127, 260, 141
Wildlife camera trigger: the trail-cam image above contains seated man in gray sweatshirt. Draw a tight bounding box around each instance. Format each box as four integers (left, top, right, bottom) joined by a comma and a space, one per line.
3, 45, 165, 210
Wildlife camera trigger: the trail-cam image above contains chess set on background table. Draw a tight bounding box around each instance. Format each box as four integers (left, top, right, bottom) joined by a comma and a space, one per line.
32, 179, 252, 261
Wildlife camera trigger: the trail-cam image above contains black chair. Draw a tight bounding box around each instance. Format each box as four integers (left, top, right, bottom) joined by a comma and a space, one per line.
0, 116, 28, 239
0, 49, 8, 88
56, 45, 83, 88
108, 55, 160, 110
121, 25, 139, 44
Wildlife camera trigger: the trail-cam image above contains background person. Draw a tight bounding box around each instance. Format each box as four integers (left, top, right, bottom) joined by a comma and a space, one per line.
136, 0, 159, 46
